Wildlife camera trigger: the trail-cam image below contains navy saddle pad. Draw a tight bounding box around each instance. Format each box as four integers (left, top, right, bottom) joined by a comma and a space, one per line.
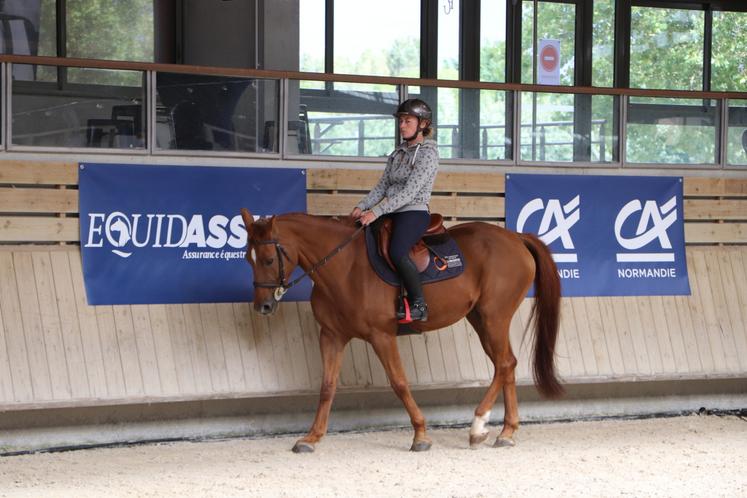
364, 226, 466, 287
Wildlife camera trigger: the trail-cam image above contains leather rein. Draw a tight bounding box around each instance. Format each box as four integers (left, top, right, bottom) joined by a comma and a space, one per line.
252, 224, 365, 301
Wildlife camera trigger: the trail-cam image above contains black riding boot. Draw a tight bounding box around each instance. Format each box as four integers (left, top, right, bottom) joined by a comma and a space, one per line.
395, 255, 428, 322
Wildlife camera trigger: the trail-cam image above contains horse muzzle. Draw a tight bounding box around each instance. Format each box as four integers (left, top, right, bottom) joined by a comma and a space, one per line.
255, 298, 278, 315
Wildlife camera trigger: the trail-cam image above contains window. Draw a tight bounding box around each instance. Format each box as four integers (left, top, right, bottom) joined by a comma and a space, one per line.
626, 97, 718, 164
521, 0, 576, 86
439, 0, 460, 80
299, 0, 325, 74
629, 6, 704, 90
711, 10, 747, 92
66, 0, 153, 83
12, 64, 147, 149
480, 0, 507, 82
333, 0, 419, 77
592, 0, 614, 88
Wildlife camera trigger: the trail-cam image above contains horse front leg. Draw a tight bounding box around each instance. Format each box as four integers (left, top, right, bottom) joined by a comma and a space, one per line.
370, 333, 431, 452
292, 328, 348, 453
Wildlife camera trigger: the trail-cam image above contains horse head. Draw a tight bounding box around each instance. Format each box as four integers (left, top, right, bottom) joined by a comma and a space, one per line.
241, 208, 300, 315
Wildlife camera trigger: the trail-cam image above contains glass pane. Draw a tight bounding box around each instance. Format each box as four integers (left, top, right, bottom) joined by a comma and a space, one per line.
520, 92, 618, 163
480, 90, 511, 160
1, 0, 56, 80
12, 64, 146, 149
626, 97, 718, 164
407, 87, 459, 159
156, 73, 279, 153
630, 7, 704, 90
712, 11, 747, 92
480, 0, 507, 83
592, 0, 614, 88
727, 100, 747, 166
439, 0, 460, 80
521, 1, 576, 85
299, 0, 325, 90
66, 0, 154, 62
0, 0, 55, 56
287, 81, 398, 156
405, 87, 510, 161
591, 95, 616, 163
333, 0, 419, 77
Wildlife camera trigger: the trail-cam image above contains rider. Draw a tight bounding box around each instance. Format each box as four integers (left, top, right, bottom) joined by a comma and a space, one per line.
351, 99, 439, 322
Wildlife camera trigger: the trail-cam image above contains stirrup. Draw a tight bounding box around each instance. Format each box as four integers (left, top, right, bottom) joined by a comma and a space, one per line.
398, 298, 428, 323
411, 300, 428, 322
396, 294, 407, 320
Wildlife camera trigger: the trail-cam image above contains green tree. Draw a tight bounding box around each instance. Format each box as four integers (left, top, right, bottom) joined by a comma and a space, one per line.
387, 37, 419, 78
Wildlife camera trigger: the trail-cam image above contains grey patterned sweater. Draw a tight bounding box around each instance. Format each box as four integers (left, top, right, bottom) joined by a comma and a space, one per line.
356, 139, 439, 218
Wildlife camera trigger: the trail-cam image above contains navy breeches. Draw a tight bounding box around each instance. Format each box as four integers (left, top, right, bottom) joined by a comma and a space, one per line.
387, 210, 430, 263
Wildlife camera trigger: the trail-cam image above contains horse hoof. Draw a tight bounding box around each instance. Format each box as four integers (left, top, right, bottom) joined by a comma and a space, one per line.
410, 440, 432, 452
469, 432, 489, 449
292, 441, 315, 453
494, 437, 515, 448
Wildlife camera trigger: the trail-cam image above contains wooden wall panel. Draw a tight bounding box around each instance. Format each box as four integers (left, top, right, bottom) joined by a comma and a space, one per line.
0, 163, 746, 412
0, 187, 78, 213
0, 245, 743, 410
0, 217, 79, 242
0, 161, 78, 185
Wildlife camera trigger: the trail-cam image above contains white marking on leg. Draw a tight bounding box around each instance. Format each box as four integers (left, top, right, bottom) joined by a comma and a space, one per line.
470, 410, 491, 437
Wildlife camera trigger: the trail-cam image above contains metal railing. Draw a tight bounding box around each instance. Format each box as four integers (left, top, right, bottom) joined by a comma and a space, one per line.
308, 115, 609, 161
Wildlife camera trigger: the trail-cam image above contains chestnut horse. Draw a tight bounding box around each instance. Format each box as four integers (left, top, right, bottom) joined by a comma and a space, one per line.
240, 209, 562, 453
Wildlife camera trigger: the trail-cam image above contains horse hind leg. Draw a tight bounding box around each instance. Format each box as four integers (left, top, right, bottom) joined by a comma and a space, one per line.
466, 310, 519, 449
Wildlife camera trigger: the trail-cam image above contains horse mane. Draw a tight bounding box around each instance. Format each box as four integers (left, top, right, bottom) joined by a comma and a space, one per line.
279, 212, 359, 232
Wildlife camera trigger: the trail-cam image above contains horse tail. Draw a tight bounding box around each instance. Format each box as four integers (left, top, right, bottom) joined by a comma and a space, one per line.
519, 233, 564, 398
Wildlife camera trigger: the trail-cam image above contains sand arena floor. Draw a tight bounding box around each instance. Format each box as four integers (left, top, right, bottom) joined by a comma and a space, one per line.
1, 414, 745, 497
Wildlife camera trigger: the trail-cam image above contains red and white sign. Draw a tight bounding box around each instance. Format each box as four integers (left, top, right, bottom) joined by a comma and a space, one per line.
538, 39, 561, 85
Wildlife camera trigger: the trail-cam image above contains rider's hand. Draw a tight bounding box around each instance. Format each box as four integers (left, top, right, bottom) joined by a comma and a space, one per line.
350, 207, 363, 219
359, 210, 377, 226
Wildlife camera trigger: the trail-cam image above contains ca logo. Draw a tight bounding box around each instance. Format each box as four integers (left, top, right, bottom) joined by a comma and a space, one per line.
614, 196, 677, 262
516, 195, 580, 263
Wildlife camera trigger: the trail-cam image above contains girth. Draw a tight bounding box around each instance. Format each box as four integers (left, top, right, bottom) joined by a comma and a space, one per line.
377, 213, 447, 272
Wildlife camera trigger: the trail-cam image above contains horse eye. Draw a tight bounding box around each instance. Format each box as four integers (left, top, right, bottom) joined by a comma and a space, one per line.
264, 258, 274, 266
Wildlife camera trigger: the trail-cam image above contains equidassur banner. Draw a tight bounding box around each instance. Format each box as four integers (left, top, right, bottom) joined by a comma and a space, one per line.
506, 174, 690, 296
79, 163, 309, 305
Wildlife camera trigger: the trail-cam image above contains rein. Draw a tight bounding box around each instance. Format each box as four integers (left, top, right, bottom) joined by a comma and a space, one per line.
253, 224, 365, 300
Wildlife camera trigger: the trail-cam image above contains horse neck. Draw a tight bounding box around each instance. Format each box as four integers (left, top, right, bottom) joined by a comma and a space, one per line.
278, 214, 359, 286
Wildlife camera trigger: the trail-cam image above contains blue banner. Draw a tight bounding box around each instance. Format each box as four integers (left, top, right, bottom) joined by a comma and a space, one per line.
80, 163, 309, 305
506, 174, 690, 297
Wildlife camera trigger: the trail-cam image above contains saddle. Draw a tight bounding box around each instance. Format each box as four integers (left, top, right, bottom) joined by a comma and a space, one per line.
376, 213, 447, 272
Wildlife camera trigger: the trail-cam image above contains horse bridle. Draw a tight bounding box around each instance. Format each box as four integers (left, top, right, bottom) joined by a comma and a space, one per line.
250, 224, 365, 302
252, 239, 294, 301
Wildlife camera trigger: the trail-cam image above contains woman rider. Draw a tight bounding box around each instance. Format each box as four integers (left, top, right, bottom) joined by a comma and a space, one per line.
351, 99, 439, 322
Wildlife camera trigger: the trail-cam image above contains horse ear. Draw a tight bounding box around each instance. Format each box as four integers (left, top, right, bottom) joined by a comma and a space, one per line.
240, 208, 254, 236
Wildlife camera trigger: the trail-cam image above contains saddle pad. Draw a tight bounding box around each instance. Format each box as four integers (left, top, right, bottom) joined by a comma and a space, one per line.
364, 226, 466, 287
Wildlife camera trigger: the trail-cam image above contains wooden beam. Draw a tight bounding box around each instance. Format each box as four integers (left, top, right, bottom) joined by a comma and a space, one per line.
684, 178, 747, 197
0, 217, 79, 242
684, 199, 747, 221
684, 223, 747, 244
0, 161, 78, 186
0, 188, 78, 213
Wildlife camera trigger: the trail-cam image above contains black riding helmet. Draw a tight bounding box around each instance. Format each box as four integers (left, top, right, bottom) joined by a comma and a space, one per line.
393, 99, 433, 121
394, 99, 433, 140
